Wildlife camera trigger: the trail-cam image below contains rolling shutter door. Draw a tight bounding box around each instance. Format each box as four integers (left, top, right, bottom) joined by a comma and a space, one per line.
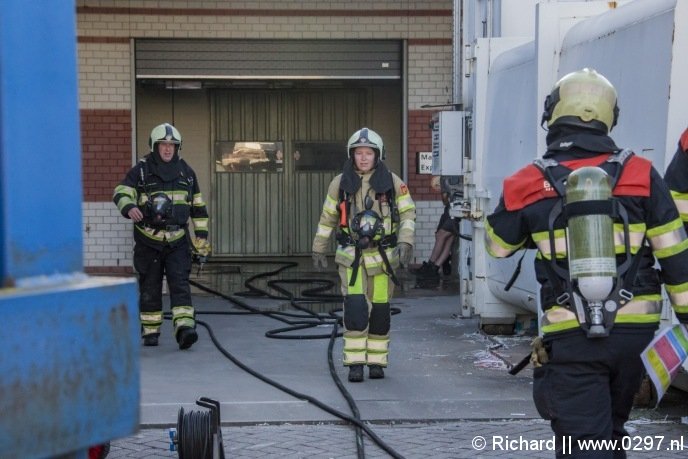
135, 39, 401, 80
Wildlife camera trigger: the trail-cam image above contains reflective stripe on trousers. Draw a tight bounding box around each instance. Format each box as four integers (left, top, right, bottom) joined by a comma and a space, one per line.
340, 265, 393, 366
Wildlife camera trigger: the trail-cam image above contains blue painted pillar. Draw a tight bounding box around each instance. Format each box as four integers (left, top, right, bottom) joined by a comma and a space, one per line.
0, 1, 139, 458
0, 1, 84, 282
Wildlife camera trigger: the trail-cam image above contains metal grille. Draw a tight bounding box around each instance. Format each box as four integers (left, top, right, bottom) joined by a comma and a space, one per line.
211, 88, 368, 256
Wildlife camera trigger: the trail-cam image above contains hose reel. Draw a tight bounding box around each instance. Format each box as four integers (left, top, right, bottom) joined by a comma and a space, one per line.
169, 397, 225, 459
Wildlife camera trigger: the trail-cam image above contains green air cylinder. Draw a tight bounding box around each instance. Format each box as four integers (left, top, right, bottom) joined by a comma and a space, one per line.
565, 166, 616, 301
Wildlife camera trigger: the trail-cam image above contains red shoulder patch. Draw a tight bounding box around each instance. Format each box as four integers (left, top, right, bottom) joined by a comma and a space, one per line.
503, 153, 651, 209
503, 164, 557, 211
680, 127, 688, 152
399, 183, 409, 195
614, 155, 651, 197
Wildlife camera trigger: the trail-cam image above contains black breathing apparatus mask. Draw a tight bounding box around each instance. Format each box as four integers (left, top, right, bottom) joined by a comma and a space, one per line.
350, 195, 384, 249
144, 192, 174, 227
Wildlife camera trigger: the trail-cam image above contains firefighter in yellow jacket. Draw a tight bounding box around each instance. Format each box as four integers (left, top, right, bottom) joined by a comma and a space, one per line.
312, 128, 416, 382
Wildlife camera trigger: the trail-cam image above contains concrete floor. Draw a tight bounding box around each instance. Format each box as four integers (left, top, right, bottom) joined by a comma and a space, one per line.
139, 259, 687, 427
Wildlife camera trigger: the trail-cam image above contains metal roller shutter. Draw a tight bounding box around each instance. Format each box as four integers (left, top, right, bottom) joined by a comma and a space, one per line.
135, 39, 401, 80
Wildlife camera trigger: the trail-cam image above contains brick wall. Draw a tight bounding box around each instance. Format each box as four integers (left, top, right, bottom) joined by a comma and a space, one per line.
81, 109, 132, 202
76, 1, 455, 269
81, 110, 135, 273
83, 202, 133, 273
408, 109, 442, 200
408, 43, 454, 109
406, 108, 446, 262
77, 42, 131, 110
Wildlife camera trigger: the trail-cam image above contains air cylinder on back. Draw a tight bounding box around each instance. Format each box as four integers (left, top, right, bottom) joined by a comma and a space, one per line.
565, 166, 616, 301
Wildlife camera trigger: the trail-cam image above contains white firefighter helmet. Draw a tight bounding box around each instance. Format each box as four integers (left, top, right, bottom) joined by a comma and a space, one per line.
347, 127, 385, 161
149, 123, 182, 152
541, 68, 619, 133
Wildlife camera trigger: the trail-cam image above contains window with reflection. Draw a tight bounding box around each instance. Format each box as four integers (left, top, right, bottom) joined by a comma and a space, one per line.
215, 141, 284, 173
293, 142, 346, 172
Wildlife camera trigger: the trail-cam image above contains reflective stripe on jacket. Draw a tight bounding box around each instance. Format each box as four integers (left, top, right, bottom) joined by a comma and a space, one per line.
113, 155, 209, 249
313, 169, 416, 275
486, 151, 688, 334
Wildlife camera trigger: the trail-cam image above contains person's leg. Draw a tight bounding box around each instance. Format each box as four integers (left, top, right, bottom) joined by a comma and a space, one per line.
165, 242, 196, 349
432, 232, 456, 267
339, 266, 370, 382
439, 217, 460, 275
609, 330, 656, 459
134, 244, 164, 345
533, 333, 615, 458
413, 211, 451, 275
367, 272, 393, 378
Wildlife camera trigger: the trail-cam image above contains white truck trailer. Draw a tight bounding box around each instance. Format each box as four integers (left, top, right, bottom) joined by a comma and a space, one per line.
437, 0, 688, 389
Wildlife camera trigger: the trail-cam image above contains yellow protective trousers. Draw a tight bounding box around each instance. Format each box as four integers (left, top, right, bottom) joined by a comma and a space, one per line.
339, 264, 394, 367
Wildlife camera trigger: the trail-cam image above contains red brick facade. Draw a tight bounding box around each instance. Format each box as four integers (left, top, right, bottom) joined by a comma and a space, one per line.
81, 109, 132, 202
407, 109, 443, 200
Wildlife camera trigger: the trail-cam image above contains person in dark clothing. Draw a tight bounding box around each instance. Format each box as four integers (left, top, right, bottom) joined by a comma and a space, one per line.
113, 123, 210, 350
663, 126, 688, 232
485, 68, 688, 458
413, 189, 460, 280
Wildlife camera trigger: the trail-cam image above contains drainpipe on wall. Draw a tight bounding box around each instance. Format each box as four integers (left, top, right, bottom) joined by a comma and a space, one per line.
402, 40, 409, 182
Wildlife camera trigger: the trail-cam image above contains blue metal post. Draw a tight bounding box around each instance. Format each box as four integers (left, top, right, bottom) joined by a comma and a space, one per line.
0, 1, 139, 458
0, 2, 85, 282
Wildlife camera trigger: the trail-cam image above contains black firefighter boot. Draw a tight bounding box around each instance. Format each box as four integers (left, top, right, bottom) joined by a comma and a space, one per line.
348, 364, 364, 382
142, 333, 160, 347
368, 365, 385, 379
176, 326, 198, 350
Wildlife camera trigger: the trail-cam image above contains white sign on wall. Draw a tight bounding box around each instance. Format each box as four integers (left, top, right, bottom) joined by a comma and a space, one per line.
417, 151, 433, 174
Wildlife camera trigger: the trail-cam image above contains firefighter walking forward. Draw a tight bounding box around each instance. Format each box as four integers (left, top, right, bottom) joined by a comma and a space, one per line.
312, 127, 416, 383
485, 69, 688, 458
113, 123, 210, 350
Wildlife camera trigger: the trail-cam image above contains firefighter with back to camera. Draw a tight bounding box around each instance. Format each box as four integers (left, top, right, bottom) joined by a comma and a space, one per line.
664, 125, 688, 233
485, 68, 688, 458
113, 123, 211, 350
312, 128, 416, 383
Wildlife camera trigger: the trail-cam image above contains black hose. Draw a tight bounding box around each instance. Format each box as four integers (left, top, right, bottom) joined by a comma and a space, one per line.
327, 318, 365, 457
191, 262, 364, 455
190, 261, 400, 340
197, 317, 404, 459
189, 277, 342, 340
184, 260, 405, 459
177, 407, 212, 459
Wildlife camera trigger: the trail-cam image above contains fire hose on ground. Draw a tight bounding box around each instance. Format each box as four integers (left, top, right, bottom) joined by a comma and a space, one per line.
164, 260, 405, 459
